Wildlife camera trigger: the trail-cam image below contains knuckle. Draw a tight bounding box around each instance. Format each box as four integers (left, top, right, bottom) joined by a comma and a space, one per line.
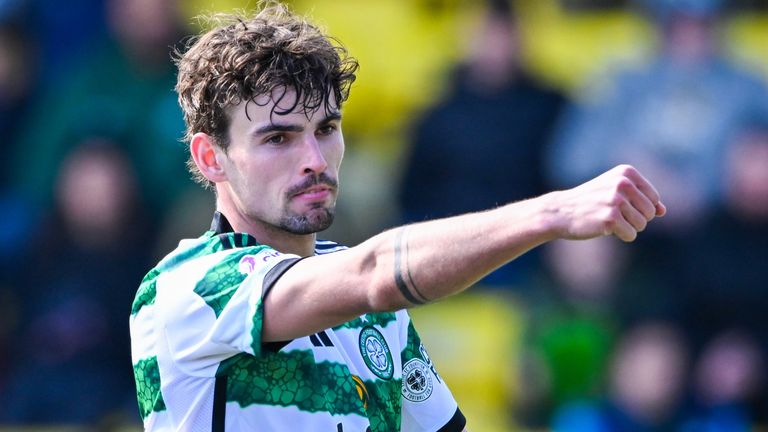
609, 194, 625, 207
602, 211, 618, 230
643, 207, 655, 220
616, 177, 633, 192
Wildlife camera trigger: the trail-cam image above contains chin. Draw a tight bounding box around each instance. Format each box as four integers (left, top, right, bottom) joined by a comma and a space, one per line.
280, 207, 335, 235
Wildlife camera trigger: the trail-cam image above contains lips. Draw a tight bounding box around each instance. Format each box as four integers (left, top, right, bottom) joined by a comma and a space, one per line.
293, 185, 330, 196
292, 185, 333, 201
287, 174, 339, 202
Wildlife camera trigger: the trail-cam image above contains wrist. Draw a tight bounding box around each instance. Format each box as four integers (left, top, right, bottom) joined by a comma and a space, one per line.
530, 191, 567, 243
497, 192, 563, 245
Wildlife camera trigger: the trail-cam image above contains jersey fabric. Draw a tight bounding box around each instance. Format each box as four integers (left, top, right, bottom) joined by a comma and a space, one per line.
130, 212, 466, 431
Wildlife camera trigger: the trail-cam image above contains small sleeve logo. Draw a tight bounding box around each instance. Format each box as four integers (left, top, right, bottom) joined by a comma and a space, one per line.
238, 255, 258, 274
401, 358, 434, 402
237, 249, 283, 274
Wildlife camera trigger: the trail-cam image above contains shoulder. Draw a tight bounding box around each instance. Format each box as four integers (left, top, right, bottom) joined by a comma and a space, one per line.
132, 233, 287, 313
154, 232, 281, 273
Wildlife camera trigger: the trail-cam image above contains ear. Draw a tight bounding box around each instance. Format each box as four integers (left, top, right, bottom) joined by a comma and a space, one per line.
190, 132, 227, 183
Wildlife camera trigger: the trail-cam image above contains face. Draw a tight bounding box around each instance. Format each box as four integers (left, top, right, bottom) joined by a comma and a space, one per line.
218, 88, 344, 235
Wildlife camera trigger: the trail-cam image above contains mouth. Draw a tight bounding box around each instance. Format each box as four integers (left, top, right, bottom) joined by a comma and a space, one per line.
291, 185, 334, 201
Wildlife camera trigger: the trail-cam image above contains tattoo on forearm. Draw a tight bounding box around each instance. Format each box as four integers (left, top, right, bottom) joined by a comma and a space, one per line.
394, 227, 429, 305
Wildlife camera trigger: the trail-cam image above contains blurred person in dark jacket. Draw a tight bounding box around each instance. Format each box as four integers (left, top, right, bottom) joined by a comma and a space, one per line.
0, 138, 152, 424
549, 0, 768, 233
399, 0, 565, 288
10, 0, 190, 218
675, 125, 768, 428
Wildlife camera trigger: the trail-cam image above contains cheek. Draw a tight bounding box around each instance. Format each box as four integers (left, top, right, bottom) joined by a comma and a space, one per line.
229, 156, 278, 200
251, 159, 294, 201
328, 140, 345, 172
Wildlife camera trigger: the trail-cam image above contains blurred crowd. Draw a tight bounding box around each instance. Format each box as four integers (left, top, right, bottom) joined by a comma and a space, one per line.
0, 0, 767, 430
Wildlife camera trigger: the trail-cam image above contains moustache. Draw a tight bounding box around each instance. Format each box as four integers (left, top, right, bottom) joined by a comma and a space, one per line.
286, 173, 339, 197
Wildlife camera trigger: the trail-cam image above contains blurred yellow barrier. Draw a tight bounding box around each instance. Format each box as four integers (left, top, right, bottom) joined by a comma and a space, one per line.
410, 290, 526, 432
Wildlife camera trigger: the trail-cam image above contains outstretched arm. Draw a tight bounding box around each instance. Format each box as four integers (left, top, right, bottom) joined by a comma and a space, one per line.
263, 164, 665, 341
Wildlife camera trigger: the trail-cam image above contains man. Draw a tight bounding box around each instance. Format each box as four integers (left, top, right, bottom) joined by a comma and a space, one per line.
130, 2, 666, 431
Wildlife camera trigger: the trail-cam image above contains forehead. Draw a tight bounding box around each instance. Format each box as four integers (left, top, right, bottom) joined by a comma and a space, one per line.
232, 87, 339, 124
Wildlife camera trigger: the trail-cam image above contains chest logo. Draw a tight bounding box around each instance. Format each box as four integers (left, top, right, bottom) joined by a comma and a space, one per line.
359, 326, 393, 380
401, 359, 434, 402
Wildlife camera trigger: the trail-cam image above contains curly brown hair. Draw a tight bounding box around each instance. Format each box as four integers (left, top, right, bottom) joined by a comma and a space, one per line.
174, 1, 358, 187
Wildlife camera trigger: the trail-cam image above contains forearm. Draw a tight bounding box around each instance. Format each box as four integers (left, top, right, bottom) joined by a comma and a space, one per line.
364, 195, 556, 310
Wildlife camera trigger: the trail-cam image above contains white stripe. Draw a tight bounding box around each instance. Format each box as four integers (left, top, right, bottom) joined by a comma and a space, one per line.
314, 242, 342, 248
156, 237, 207, 269
314, 240, 337, 245
225, 401, 369, 430
130, 303, 157, 363
315, 246, 347, 254
143, 407, 174, 431
156, 249, 301, 375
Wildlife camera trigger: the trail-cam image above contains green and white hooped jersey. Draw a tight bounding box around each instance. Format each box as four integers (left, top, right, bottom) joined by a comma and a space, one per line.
130, 213, 465, 431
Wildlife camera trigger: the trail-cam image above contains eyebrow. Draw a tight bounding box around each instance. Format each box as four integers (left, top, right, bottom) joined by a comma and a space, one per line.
252, 112, 342, 136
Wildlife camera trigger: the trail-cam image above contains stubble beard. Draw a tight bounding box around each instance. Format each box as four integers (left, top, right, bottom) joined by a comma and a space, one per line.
279, 205, 335, 235
278, 172, 339, 235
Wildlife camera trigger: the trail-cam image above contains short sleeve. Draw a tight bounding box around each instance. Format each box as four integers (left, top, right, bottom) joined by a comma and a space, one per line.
399, 313, 466, 432
158, 246, 301, 375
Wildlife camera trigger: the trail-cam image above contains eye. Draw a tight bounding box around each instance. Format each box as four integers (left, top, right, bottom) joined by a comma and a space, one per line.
265, 134, 285, 145
317, 124, 337, 136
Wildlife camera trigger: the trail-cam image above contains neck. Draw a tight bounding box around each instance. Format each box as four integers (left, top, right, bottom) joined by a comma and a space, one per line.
216, 199, 317, 257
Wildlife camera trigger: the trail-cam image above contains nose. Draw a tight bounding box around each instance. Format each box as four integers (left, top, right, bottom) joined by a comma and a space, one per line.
300, 135, 328, 175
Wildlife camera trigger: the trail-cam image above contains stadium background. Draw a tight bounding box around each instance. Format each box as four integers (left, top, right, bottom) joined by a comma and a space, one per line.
0, 0, 767, 430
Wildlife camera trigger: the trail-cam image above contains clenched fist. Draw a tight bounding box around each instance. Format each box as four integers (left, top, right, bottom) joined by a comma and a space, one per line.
543, 165, 667, 242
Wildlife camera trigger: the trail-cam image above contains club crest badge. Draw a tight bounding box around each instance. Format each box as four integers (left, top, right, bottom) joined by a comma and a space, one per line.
359, 326, 393, 380
401, 358, 434, 402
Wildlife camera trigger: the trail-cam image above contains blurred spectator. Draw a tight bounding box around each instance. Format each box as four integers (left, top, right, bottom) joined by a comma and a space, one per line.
548, 0, 768, 233
670, 125, 768, 428
0, 23, 35, 260
9, 0, 190, 218
0, 139, 151, 424
0, 25, 32, 176
678, 126, 768, 349
516, 238, 626, 428
399, 0, 566, 287
0, 23, 36, 389
605, 322, 690, 430
681, 331, 762, 431
544, 9, 768, 414
551, 321, 689, 431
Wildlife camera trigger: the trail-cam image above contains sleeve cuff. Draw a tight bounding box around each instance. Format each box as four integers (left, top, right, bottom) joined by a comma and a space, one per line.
258, 256, 305, 353
436, 407, 466, 432
262, 256, 305, 298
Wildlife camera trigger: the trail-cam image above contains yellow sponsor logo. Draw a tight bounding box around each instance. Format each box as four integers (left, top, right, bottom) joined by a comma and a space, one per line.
351, 375, 369, 410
